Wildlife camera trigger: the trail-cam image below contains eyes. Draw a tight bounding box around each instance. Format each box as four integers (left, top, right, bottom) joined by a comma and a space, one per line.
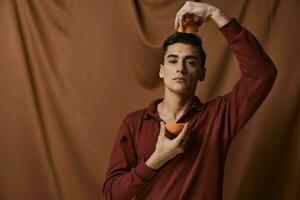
167, 59, 198, 67
168, 60, 177, 64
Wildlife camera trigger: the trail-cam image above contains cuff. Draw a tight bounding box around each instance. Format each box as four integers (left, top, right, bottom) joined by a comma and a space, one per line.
219, 18, 243, 43
133, 161, 158, 182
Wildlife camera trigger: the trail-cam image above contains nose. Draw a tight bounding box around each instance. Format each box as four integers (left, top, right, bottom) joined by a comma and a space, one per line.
176, 61, 187, 74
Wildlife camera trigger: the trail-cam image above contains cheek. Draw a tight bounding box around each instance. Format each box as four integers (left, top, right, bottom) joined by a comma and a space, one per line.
189, 69, 201, 81
163, 67, 175, 77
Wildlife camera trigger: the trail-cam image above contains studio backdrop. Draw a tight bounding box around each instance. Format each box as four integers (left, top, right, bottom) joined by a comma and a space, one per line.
0, 0, 299, 199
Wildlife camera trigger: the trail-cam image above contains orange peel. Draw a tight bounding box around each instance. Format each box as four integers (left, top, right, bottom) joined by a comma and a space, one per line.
165, 123, 185, 135
177, 15, 200, 33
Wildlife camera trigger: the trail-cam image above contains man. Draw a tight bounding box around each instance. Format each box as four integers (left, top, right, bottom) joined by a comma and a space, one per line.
103, 1, 277, 200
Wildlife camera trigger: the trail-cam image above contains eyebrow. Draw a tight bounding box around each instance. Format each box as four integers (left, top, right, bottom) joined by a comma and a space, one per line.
166, 54, 200, 61
184, 55, 199, 61
166, 54, 179, 59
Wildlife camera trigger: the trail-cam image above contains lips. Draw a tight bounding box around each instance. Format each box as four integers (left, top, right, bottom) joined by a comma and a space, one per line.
173, 77, 187, 81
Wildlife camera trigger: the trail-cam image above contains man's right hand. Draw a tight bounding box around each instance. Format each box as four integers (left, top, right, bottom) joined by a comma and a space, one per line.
145, 122, 190, 170
174, 1, 231, 30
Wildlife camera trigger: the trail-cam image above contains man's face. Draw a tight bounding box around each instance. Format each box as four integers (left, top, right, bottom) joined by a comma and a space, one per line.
159, 43, 205, 95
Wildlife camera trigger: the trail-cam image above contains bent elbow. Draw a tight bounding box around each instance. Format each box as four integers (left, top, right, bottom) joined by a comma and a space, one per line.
268, 65, 278, 83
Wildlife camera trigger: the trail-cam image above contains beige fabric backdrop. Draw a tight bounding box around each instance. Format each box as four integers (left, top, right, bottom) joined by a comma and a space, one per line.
0, 0, 299, 199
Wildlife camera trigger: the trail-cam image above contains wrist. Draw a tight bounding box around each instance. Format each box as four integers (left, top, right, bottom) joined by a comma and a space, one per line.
210, 7, 231, 27
145, 152, 163, 170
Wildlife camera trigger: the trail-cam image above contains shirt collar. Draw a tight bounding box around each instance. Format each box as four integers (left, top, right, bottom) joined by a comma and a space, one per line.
143, 95, 205, 120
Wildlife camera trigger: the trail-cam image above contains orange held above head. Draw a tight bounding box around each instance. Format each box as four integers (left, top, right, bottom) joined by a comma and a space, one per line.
177, 14, 202, 33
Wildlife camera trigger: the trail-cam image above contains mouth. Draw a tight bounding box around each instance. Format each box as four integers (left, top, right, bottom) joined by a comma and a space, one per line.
173, 77, 187, 81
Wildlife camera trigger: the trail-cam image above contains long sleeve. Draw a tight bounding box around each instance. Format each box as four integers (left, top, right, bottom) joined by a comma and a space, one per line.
217, 18, 277, 143
102, 116, 158, 200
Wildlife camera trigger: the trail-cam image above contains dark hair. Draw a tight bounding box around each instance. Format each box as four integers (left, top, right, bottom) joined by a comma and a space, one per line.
162, 32, 206, 68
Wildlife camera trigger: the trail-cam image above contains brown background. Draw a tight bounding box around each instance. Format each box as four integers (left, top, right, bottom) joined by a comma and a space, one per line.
0, 0, 299, 199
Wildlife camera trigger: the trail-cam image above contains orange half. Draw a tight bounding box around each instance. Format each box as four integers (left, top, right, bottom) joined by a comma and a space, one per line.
177, 15, 200, 33
165, 123, 185, 135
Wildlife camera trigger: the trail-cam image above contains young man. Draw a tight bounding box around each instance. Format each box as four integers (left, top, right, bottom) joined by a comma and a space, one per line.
103, 2, 277, 200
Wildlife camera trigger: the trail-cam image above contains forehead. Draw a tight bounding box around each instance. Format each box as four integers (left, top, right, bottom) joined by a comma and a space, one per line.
165, 43, 199, 58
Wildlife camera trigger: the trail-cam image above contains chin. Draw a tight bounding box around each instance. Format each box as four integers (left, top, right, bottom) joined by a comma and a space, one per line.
168, 87, 191, 95
164, 81, 195, 94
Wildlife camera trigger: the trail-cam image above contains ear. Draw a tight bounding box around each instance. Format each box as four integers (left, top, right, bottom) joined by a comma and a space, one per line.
198, 67, 206, 81
159, 64, 164, 78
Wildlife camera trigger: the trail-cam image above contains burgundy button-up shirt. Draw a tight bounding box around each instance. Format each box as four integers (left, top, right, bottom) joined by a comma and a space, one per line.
103, 19, 277, 200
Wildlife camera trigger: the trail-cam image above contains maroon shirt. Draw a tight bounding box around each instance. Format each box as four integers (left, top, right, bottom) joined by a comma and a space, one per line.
103, 19, 277, 200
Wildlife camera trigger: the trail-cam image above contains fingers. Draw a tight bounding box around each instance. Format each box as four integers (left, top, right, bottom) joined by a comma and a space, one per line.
174, 122, 190, 143
174, 1, 191, 30
175, 12, 184, 31
174, 14, 179, 30
175, 1, 211, 30
179, 14, 184, 31
176, 14, 191, 32
174, 1, 188, 31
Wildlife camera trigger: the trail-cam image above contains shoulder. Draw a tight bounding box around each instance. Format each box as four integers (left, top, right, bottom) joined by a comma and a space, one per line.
117, 107, 147, 138
125, 108, 147, 120
124, 108, 148, 122
202, 95, 228, 113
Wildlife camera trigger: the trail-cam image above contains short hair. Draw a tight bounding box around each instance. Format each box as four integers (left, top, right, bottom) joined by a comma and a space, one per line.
162, 32, 206, 68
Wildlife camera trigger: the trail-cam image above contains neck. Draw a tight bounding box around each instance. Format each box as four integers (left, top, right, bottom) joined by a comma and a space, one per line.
158, 88, 195, 122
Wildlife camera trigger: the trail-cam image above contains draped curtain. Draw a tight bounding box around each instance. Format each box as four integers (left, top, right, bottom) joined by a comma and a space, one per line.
0, 0, 299, 199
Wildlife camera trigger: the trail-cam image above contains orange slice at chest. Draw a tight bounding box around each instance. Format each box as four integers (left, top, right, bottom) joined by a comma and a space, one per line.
165, 123, 185, 135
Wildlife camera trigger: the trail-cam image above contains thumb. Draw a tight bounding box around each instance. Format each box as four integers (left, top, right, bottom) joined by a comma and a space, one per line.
174, 122, 189, 143
159, 121, 166, 138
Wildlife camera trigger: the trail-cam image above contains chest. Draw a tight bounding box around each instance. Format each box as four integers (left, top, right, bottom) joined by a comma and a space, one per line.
133, 115, 205, 163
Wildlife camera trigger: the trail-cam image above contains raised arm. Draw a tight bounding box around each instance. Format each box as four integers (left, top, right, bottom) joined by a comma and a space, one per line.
175, 1, 277, 142
218, 18, 277, 142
